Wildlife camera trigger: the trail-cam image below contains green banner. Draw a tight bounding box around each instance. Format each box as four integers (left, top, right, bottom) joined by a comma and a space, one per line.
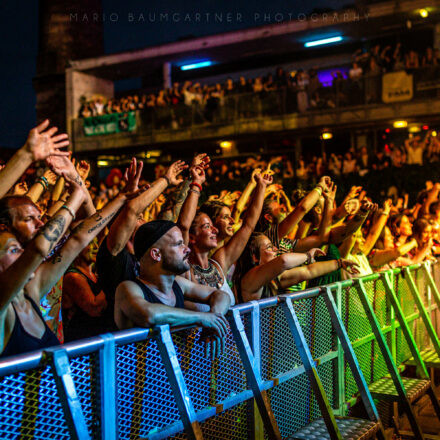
83, 112, 136, 136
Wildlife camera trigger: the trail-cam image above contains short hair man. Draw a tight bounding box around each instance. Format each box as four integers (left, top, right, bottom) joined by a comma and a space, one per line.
115, 220, 231, 357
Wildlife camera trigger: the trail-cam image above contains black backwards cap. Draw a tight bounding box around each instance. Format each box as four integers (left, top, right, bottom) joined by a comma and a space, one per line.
134, 220, 177, 260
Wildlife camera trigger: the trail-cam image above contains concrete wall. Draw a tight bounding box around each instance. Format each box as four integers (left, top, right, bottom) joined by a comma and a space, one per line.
66, 70, 114, 134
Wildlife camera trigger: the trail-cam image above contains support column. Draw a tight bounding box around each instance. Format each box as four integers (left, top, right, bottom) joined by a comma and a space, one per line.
163, 62, 172, 89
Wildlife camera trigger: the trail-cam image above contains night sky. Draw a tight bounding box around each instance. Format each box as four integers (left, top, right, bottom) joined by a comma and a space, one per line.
0, 0, 347, 148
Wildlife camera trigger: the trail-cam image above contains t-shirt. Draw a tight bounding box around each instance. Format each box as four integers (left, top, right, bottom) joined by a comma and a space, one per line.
96, 237, 139, 331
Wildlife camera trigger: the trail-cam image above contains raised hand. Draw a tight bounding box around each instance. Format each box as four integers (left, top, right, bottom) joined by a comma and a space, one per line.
191, 153, 210, 169
42, 169, 58, 186
123, 157, 143, 193
222, 191, 241, 206
359, 199, 378, 214
13, 181, 28, 195
344, 198, 360, 215
251, 167, 262, 183
323, 181, 337, 203
46, 155, 81, 186
382, 198, 392, 215
339, 259, 360, 274
306, 248, 326, 263
318, 176, 332, 192
190, 165, 206, 186
76, 160, 91, 181
165, 160, 188, 186
24, 120, 70, 161
254, 172, 273, 187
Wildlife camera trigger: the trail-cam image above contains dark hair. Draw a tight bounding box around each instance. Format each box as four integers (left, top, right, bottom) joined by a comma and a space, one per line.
189, 210, 209, 236
0, 195, 38, 227
200, 201, 229, 224
412, 218, 430, 240
388, 214, 407, 237
232, 232, 266, 303
429, 201, 440, 215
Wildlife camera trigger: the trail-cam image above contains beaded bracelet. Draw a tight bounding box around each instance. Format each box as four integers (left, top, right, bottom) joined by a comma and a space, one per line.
37, 178, 48, 191
162, 175, 171, 186
190, 182, 203, 192
188, 188, 201, 196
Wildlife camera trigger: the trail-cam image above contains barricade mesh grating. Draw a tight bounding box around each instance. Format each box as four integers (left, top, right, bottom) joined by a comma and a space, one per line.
341, 284, 391, 401
260, 305, 302, 381
172, 326, 248, 413
116, 339, 182, 439
0, 364, 71, 439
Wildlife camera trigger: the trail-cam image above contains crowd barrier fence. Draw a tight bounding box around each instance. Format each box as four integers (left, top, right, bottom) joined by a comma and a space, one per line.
1, 261, 440, 439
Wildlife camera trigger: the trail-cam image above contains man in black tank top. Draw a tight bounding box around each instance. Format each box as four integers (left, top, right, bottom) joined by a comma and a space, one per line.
115, 221, 230, 358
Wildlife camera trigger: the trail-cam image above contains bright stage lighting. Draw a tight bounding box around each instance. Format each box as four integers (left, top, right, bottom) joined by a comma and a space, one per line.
305, 36, 343, 48
180, 61, 212, 71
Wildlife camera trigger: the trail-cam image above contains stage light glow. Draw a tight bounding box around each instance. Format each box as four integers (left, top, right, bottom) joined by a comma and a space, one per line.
321, 131, 333, 140
409, 125, 421, 133
220, 141, 232, 149
305, 36, 343, 48
393, 120, 407, 128
97, 160, 109, 167
180, 61, 212, 71
432, 131, 438, 137
419, 9, 428, 18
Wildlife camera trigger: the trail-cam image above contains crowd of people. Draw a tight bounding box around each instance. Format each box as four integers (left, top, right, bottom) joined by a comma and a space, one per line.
0, 119, 439, 360
78, 42, 440, 125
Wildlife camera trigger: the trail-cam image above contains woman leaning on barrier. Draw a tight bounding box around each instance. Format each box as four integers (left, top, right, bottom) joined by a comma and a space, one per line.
0, 174, 133, 358
232, 232, 359, 304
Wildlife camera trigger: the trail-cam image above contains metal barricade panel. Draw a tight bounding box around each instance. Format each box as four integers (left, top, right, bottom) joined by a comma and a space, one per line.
0, 364, 71, 439
116, 339, 182, 439
171, 327, 248, 412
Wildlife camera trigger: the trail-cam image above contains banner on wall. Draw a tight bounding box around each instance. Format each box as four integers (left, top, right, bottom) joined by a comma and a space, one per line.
382, 71, 413, 103
83, 112, 136, 136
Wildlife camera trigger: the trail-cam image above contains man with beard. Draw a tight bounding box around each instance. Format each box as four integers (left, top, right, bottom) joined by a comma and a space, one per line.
115, 220, 231, 357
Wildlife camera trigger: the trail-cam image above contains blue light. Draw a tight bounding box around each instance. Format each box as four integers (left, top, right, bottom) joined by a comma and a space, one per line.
180, 61, 212, 71
304, 36, 343, 48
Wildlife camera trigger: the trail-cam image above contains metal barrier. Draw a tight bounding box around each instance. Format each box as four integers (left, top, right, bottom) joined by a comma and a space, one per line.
0, 262, 439, 439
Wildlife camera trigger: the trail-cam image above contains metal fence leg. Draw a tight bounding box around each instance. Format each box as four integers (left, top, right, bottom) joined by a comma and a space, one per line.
44, 347, 91, 440
228, 309, 282, 440
281, 298, 342, 440
357, 279, 425, 440
155, 325, 203, 440
322, 287, 386, 440
99, 333, 117, 440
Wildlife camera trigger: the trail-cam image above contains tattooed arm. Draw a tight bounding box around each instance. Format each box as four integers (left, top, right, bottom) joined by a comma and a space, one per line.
0, 185, 84, 312
159, 180, 190, 222
26, 192, 129, 301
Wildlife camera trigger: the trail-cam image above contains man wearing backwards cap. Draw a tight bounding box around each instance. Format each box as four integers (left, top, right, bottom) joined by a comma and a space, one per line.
115, 220, 231, 357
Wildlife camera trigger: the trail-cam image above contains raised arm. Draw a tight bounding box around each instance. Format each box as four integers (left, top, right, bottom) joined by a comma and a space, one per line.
0, 185, 84, 312
241, 251, 323, 300
27, 170, 57, 203
363, 199, 391, 256
213, 172, 272, 272
106, 159, 186, 255
279, 258, 359, 289
177, 165, 205, 245
27, 189, 129, 300
369, 238, 417, 268
233, 168, 260, 223
0, 120, 69, 198
330, 200, 377, 244
277, 176, 331, 240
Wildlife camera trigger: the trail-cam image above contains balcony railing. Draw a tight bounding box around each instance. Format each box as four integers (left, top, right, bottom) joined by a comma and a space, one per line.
72, 67, 440, 148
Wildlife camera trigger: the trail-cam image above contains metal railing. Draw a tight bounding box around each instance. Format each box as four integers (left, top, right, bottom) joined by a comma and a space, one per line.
0, 261, 439, 439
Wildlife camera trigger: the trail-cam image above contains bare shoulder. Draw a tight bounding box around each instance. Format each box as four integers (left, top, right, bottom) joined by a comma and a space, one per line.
116, 280, 143, 298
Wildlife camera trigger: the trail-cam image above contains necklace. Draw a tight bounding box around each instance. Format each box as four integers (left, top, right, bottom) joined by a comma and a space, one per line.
192, 261, 223, 289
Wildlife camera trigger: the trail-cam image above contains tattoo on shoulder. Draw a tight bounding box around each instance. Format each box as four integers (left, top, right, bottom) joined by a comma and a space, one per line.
42, 215, 66, 251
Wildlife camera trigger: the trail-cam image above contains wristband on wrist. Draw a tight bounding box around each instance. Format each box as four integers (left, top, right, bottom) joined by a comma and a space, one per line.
190, 182, 203, 192
162, 175, 171, 186
37, 178, 48, 191
188, 188, 200, 196
61, 204, 75, 221
337, 258, 343, 269
40, 176, 49, 186
313, 186, 323, 196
